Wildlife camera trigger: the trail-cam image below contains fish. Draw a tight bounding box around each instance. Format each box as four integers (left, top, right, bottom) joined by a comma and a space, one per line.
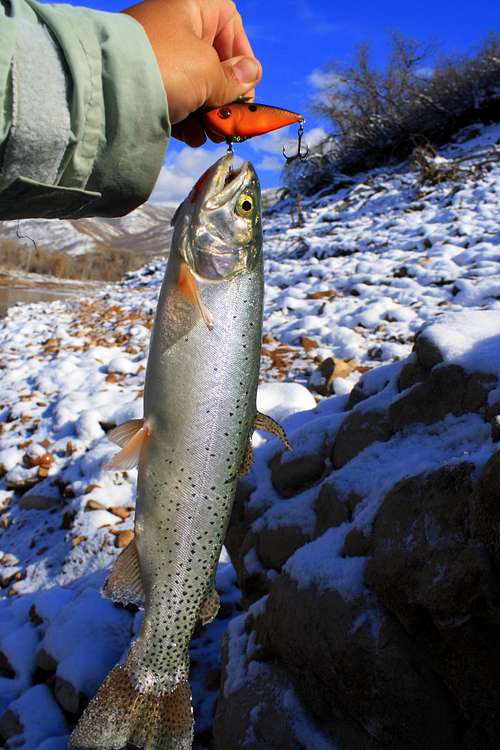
202, 101, 303, 142
69, 153, 290, 750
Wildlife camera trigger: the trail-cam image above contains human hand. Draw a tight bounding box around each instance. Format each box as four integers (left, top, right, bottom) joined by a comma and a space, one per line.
123, 0, 262, 147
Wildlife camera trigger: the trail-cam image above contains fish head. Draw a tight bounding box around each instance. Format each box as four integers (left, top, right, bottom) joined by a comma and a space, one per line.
172, 154, 262, 281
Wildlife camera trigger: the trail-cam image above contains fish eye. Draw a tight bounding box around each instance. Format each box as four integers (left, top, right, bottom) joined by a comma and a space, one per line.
236, 194, 254, 217
248, 104, 258, 112
218, 108, 232, 119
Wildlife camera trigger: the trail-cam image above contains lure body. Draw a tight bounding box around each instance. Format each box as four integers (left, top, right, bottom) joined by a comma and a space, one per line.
203, 101, 303, 142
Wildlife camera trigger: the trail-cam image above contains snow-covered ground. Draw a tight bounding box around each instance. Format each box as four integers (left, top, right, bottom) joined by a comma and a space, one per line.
0, 123, 499, 748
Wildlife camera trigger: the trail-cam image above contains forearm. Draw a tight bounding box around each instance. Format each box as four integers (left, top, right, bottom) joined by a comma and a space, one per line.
0, 0, 170, 219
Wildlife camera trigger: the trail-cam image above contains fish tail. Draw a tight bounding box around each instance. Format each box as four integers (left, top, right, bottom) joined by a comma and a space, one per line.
69, 663, 193, 750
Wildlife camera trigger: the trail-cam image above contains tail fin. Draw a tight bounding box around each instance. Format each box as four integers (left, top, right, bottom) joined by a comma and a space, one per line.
69, 665, 193, 750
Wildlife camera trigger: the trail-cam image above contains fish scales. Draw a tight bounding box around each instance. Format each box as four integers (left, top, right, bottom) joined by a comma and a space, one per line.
71, 154, 264, 750
132, 251, 263, 689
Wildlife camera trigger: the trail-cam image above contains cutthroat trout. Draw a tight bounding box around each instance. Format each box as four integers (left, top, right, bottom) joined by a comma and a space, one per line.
70, 154, 289, 750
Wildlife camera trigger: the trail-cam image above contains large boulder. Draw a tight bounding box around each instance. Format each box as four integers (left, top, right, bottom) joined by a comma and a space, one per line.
216, 311, 500, 750
256, 576, 461, 750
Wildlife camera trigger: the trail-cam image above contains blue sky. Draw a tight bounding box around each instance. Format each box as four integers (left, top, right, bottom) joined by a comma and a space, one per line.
48, 0, 499, 200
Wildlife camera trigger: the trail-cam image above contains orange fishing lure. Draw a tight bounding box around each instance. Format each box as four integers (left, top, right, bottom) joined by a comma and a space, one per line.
203, 101, 303, 143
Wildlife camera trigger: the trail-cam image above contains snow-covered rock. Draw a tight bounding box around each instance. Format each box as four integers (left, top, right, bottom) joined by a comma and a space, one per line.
219, 309, 500, 749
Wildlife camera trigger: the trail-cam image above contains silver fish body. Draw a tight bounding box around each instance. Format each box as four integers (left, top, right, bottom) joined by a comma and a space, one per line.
132, 210, 263, 690
70, 154, 263, 750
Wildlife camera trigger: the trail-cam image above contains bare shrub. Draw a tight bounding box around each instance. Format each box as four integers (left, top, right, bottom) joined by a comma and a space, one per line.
286, 32, 500, 195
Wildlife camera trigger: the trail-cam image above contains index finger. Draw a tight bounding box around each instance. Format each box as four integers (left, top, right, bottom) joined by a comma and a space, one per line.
213, 11, 255, 62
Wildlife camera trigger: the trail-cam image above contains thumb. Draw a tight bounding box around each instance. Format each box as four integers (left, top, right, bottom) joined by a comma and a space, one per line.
208, 55, 262, 106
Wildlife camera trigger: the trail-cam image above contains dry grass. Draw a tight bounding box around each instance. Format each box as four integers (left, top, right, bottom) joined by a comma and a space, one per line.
0, 240, 154, 282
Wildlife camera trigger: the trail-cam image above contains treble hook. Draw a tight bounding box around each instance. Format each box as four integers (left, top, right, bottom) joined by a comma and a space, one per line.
283, 120, 309, 164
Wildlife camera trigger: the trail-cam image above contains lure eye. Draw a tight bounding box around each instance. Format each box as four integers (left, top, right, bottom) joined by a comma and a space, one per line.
218, 108, 232, 119
236, 194, 254, 217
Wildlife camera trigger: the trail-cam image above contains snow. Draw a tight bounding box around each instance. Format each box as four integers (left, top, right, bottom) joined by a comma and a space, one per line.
285, 526, 368, 599
40, 586, 132, 696
6, 685, 67, 746
0, 122, 499, 747
419, 310, 500, 373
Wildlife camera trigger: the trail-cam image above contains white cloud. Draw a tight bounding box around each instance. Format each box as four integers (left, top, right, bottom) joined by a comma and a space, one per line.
249, 126, 328, 158
308, 68, 346, 92
416, 66, 434, 79
256, 156, 282, 171
150, 146, 227, 204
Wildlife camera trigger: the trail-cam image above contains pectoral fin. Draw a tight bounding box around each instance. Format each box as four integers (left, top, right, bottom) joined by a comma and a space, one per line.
108, 419, 144, 447
199, 587, 220, 626
102, 539, 144, 608
255, 411, 292, 450
178, 261, 214, 330
104, 419, 151, 471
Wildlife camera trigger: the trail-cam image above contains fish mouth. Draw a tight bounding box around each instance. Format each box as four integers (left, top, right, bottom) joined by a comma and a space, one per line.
204, 154, 253, 210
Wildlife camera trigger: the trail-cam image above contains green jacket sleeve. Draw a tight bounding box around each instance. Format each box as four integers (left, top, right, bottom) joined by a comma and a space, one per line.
0, 0, 170, 219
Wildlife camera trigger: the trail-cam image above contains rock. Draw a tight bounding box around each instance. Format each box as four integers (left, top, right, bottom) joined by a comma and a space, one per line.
85, 498, 107, 511
270, 453, 326, 498
214, 610, 339, 750
60, 511, 75, 530
235, 531, 273, 606
485, 400, 500, 421
309, 356, 358, 396
109, 505, 131, 520
112, 529, 134, 548
19, 494, 61, 510
256, 524, 311, 571
332, 409, 392, 469
366, 463, 476, 628
299, 335, 320, 351
5, 472, 39, 492
343, 527, 370, 557
0, 709, 22, 742
397, 360, 427, 391
462, 373, 497, 413
306, 289, 337, 299
313, 482, 350, 537
54, 675, 87, 714
36, 647, 58, 673
29, 604, 44, 626
256, 575, 460, 750
414, 333, 444, 369
224, 480, 255, 565
491, 416, 500, 442
345, 381, 368, 408
0, 650, 15, 678
366, 463, 500, 748
389, 365, 467, 430
470, 450, 500, 566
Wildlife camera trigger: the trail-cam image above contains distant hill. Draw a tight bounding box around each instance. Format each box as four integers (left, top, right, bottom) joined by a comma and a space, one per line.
0, 202, 176, 257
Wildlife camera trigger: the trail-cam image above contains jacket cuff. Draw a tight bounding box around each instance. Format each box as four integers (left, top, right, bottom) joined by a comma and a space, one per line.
27, 0, 170, 217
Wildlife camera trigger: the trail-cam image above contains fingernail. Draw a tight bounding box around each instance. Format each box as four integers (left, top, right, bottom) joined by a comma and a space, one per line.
232, 57, 259, 83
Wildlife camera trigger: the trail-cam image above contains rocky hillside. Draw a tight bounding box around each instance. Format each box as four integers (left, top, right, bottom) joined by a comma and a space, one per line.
0, 202, 175, 257
217, 310, 500, 749
0, 122, 499, 749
